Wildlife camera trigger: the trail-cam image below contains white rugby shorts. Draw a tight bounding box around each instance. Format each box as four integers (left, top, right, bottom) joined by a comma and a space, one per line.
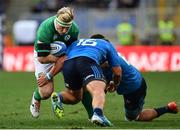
34, 51, 53, 79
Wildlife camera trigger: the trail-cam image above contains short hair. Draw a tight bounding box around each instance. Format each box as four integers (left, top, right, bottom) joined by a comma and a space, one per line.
56, 7, 74, 23
90, 34, 110, 42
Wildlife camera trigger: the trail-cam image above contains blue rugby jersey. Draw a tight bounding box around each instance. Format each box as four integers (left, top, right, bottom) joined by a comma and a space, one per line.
102, 52, 142, 95
66, 39, 120, 68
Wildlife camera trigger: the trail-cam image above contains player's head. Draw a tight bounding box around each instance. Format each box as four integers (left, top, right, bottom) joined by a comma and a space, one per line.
55, 7, 74, 35
90, 34, 110, 42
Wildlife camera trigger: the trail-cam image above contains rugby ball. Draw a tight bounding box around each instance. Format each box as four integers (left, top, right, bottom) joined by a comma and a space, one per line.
50, 41, 67, 56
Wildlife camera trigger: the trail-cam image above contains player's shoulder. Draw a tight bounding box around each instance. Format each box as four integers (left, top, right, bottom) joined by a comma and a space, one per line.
70, 21, 79, 32
72, 21, 79, 28
94, 39, 110, 46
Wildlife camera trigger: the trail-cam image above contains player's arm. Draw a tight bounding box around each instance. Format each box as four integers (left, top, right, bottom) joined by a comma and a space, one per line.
48, 54, 67, 77
37, 55, 67, 87
101, 61, 121, 85
112, 66, 122, 87
36, 22, 59, 63
47, 41, 67, 76
38, 54, 59, 63
101, 60, 122, 92
106, 42, 122, 91
37, 42, 59, 64
37, 42, 67, 87
105, 66, 122, 93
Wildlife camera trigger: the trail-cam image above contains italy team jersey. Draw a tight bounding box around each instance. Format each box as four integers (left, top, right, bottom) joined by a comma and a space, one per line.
103, 52, 142, 95
34, 16, 79, 51
66, 39, 120, 67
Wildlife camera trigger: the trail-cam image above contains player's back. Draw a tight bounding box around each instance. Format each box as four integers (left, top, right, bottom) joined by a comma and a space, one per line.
66, 39, 118, 65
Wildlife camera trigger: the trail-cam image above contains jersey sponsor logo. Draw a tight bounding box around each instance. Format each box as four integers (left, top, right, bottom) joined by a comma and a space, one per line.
64, 35, 70, 41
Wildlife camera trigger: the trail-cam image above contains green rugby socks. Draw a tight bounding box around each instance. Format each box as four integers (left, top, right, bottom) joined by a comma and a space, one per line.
82, 91, 93, 119
34, 87, 42, 101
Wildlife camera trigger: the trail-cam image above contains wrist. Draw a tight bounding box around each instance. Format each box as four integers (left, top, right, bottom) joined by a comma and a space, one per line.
46, 72, 53, 80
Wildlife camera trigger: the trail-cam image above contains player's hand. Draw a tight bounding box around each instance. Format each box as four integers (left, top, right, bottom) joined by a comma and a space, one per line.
37, 74, 49, 87
105, 81, 117, 93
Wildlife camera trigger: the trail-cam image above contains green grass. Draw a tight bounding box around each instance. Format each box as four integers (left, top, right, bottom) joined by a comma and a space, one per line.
0, 71, 180, 129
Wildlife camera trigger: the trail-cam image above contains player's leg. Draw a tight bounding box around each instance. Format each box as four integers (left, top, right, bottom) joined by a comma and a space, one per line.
123, 77, 147, 121
30, 80, 54, 118
87, 80, 112, 126
58, 57, 83, 104
82, 62, 112, 126
58, 88, 93, 119
135, 78, 178, 121
51, 57, 83, 118
51, 88, 83, 118
60, 88, 83, 104
30, 87, 41, 118
139, 101, 179, 120
30, 56, 53, 118
124, 78, 179, 121
81, 90, 93, 119
87, 80, 106, 110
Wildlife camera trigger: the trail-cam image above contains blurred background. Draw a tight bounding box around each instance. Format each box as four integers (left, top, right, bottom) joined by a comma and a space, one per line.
1, 0, 180, 45
0, 0, 180, 71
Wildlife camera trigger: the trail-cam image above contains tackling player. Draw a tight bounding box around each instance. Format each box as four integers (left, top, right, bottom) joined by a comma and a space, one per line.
93, 34, 179, 121
49, 38, 122, 127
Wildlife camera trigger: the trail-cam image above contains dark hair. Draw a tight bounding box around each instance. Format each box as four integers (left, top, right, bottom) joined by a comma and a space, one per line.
90, 34, 110, 42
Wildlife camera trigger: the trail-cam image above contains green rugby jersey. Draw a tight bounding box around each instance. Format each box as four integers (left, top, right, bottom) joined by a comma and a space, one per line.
34, 16, 79, 51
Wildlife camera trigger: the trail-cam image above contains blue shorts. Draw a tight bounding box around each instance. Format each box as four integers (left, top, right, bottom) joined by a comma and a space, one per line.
62, 56, 106, 90
123, 78, 147, 120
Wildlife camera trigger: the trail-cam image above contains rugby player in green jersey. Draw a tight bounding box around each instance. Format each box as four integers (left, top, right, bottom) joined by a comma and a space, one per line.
30, 7, 80, 118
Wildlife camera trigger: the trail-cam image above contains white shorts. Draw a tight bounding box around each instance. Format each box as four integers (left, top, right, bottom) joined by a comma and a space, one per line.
34, 51, 53, 80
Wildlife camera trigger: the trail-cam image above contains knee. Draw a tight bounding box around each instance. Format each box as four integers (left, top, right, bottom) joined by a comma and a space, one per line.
125, 109, 141, 121
70, 98, 81, 104
39, 86, 54, 99
71, 93, 82, 104
87, 81, 106, 95
125, 114, 139, 121
61, 89, 82, 104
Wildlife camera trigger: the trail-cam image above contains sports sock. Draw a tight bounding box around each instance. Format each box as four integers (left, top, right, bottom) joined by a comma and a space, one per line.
81, 91, 93, 119
34, 87, 42, 101
58, 93, 63, 102
94, 108, 103, 116
154, 106, 169, 117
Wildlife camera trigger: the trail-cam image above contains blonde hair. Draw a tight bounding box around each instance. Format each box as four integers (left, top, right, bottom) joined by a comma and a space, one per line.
56, 7, 74, 23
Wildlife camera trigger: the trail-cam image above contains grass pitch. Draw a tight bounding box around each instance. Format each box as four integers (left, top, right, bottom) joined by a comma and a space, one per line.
0, 71, 180, 129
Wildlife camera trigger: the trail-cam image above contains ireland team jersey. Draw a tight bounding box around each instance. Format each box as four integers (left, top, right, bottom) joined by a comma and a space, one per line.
34, 16, 79, 51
